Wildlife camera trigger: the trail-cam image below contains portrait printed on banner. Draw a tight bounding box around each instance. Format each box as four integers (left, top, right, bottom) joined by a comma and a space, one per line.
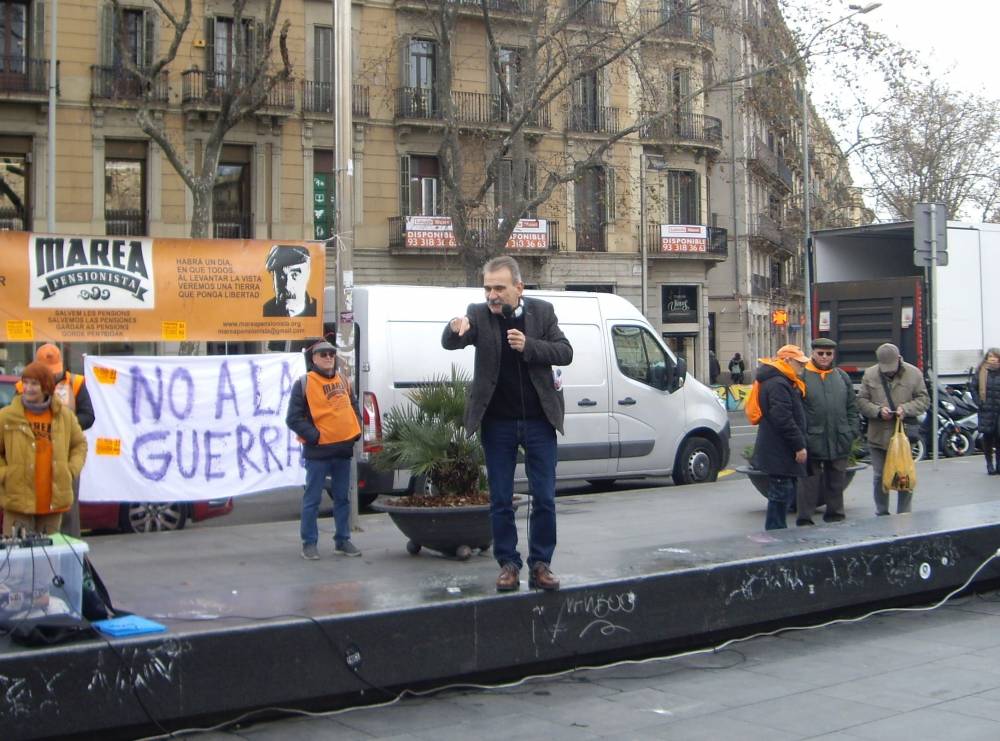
262, 245, 317, 317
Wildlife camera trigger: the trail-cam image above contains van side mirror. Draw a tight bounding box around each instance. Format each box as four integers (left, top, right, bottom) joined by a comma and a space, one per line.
672, 356, 687, 392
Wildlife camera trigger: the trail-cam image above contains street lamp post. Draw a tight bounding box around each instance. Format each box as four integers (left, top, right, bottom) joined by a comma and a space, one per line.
800, 2, 880, 349
638, 153, 670, 319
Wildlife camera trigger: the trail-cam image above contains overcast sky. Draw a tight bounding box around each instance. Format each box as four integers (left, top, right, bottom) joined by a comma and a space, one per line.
853, 0, 997, 94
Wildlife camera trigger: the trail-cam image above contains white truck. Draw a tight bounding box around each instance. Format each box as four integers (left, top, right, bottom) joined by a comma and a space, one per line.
329, 285, 731, 503
812, 220, 1000, 383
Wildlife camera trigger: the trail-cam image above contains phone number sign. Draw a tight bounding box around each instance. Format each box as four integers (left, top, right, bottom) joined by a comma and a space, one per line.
404, 216, 548, 250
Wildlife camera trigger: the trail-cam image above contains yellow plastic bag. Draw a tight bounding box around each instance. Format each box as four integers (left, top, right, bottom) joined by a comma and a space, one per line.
882, 417, 917, 493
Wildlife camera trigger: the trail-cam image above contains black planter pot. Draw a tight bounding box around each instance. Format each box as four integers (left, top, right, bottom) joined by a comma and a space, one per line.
370, 495, 526, 560
735, 464, 868, 500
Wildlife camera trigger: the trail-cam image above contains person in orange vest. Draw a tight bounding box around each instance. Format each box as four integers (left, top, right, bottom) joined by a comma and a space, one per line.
17, 344, 96, 536
285, 340, 363, 561
1, 361, 88, 536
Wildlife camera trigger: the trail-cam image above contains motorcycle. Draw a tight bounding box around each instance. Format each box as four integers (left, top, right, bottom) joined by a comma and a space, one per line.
930, 384, 978, 458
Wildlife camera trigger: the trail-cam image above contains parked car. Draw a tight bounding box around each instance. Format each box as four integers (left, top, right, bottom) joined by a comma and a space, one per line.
0, 374, 235, 534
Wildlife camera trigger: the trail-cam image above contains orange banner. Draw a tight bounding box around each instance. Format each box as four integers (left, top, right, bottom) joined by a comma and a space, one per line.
0, 232, 325, 341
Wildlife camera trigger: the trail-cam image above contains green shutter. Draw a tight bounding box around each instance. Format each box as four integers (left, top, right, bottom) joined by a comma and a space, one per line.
605, 166, 616, 223
32, 0, 46, 59
204, 17, 215, 73
100, 3, 114, 68
143, 8, 157, 69
399, 156, 411, 216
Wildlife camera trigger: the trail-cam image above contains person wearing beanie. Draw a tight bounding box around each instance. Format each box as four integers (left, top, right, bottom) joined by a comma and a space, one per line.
21, 343, 96, 536
750, 344, 809, 530
285, 339, 362, 560
857, 343, 930, 515
0, 361, 88, 536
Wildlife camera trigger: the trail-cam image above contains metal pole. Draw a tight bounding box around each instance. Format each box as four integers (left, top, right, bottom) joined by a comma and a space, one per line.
47, 0, 58, 232
930, 208, 939, 463
333, 0, 357, 522
639, 156, 647, 318
801, 81, 812, 351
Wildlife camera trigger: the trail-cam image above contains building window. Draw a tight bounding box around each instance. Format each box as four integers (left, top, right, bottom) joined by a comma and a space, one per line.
213, 145, 252, 238
566, 284, 614, 293
313, 149, 335, 240
666, 170, 699, 224
205, 16, 255, 91
574, 165, 614, 252
397, 37, 437, 117
399, 154, 440, 216
494, 159, 537, 218
307, 25, 333, 112
104, 140, 146, 236
0, 136, 30, 231
0, 1, 28, 73
490, 46, 521, 120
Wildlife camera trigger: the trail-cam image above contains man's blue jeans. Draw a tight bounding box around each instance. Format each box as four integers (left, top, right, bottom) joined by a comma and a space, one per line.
301, 456, 352, 546
480, 417, 557, 570
764, 475, 797, 530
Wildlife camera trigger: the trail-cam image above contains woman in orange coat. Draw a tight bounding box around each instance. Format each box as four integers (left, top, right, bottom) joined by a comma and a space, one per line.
0, 361, 87, 536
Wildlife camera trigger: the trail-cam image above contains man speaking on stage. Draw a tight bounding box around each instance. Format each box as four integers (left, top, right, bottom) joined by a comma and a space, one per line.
442, 256, 572, 592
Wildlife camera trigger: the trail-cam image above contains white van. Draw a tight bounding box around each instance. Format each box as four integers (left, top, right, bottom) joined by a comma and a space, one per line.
327, 285, 730, 502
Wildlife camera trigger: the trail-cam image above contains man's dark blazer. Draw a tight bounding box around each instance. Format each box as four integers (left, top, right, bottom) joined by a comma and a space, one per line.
441, 297, 573, 434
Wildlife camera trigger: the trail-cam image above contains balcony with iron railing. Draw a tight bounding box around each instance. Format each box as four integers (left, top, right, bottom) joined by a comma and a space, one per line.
388, 216, 560, 252
0, 207, 28, 231
748, 136, 793, 191
569, 104, 619, 134
91, 65, 169, 105
638, 10, 714, 45
575, 224, 607, 252
639, 111, 722, 149
748, 212, 789, 253
566, 0, 616, 27
105, 209, 146, 237
181, 69, 295, 112
394, 87, 551, 128
0, 56, 57, 98
213, 210, 253, 240
397, 0, 541, 20
644, 224, 728, 259
301, 81, 370, 117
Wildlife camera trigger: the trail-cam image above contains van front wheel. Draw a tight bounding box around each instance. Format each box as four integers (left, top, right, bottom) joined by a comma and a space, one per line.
674, 437, 720, 485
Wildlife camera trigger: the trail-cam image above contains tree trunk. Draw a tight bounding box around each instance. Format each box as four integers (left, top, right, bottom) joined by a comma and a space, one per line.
190, 183, 213, 238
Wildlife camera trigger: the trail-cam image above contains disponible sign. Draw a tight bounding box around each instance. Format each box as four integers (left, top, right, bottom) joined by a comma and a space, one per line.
404, 216, 548, 250
0, 232, 324, 341
80, 353, 307, 502
660, 225, 708, 253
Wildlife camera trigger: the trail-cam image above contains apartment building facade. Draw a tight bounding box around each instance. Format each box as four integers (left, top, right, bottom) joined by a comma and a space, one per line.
705, 0, 866, 375
0, 0, 860, 380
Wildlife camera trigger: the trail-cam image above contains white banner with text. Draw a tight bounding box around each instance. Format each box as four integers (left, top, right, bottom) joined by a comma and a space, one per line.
80, 353, 307, 502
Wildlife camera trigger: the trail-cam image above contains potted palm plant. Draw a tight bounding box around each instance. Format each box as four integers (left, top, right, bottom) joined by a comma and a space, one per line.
370, 366, 523, 559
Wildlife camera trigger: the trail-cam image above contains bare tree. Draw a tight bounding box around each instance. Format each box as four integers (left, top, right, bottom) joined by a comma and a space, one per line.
111, 0, 291, 237
848, 77, 1000, 221
398, 0, 888, 284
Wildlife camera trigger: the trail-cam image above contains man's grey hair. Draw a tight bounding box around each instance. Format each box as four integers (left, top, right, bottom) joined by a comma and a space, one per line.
483, 255, 522, 284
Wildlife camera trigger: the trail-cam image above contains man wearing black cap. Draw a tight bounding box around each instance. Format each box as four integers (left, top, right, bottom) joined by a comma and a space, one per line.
286, 340, 362, 560
857, 342, 929, 515
797, 338, 859, 525
263, 245, 317, 317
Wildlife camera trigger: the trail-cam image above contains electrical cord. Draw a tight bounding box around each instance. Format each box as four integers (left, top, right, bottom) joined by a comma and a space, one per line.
130, 546, 1000, 741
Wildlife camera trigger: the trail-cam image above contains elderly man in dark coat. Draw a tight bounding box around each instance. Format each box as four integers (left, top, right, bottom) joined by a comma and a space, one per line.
751, 344, 809, 530
796, 338, 859, 526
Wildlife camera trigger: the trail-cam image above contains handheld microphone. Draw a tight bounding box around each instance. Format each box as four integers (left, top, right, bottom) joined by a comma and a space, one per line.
501, 303, 514, 320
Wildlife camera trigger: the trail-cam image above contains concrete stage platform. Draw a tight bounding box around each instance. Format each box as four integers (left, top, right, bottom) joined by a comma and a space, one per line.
4, 456, 1000, 740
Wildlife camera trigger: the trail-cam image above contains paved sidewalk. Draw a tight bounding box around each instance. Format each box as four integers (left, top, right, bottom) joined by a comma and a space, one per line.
93, 454, 1000, 740
170, 592, 1000, 740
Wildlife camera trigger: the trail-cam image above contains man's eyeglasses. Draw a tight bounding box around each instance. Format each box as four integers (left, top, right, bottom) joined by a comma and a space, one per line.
814, 350, 834, 356
315, 351, 336, 358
